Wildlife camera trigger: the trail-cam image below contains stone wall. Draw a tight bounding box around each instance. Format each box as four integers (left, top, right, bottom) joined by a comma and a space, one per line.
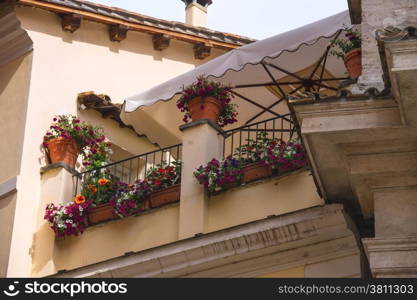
360, 0, 417, 90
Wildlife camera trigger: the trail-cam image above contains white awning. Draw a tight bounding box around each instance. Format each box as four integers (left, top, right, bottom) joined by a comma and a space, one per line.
122, 11, 351, 147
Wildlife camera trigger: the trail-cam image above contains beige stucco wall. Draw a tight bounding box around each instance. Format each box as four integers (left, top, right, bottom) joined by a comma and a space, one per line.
32, 203, 180, 277
207, 170, 323, 232
8, 6, 226, 277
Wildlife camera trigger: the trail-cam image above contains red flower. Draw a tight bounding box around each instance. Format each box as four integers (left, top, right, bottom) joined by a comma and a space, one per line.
153, 179, 161, 187
158, 168, 166, 174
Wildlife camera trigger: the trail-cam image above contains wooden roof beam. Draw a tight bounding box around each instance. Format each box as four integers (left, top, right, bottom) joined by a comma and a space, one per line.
194, 42, 211, 60
109, 24, 129, 42
152, 34, 171, 51
60, 13, 81, 33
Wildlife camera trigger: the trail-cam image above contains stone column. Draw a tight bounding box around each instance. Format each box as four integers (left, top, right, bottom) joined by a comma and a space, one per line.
178, 119, 224, 239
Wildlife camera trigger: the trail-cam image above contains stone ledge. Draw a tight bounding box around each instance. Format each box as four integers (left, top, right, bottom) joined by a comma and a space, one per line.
179, 119, 225, 136
40, 162, 78, 176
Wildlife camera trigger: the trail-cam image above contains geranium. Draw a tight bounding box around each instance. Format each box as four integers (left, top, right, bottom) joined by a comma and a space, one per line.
44, 200, 91, 238
330, 25, 361, 58
109, 181, 151, 218
193, 157, 243, 193
81, 171, 118, 205
74, 194, 86, 204
98, 178, 110, 186
145, 161, 182, 192
176, 76, 238, 127
43, 115, 113, 170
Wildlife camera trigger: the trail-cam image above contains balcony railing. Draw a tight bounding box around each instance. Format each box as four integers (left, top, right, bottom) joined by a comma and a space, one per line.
222, 115, 297, 159
74, 143, 182, 196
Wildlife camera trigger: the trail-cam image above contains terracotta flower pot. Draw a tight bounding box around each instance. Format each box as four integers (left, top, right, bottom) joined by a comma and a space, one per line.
188, 96, 223, 123
150, 184, 181, 208
242, 161, 272, 183
47, 137, 79, 167
344, 48, 362, 79
87, 203, 117, 225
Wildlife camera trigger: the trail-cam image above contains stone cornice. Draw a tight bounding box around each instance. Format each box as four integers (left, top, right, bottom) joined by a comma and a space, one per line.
50, 204, 361, 278
363, 236, 417, 277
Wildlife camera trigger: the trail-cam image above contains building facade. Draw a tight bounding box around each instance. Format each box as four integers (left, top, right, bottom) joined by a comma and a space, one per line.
0, 0, 415, 278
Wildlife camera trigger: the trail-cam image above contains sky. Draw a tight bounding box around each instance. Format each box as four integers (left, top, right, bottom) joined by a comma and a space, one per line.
87, 0, 348, 40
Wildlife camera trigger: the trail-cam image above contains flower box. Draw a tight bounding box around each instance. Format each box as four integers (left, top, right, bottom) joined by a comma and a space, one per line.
87, 203, 117, 225
242, 161, 272, 183
150, 184, 181, 208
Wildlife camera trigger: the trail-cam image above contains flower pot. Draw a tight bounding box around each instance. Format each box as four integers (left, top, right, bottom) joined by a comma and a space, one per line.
150, 184, 181, 208
87, 203, 117, 225
47, 137, 79, 167
188, 96, 223, 123
344, 48, 362, 79
242, 161, 272, 183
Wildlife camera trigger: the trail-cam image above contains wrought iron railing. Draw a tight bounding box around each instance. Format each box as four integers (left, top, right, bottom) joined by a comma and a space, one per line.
74, 143, 182, 196
222, 115, 297, 159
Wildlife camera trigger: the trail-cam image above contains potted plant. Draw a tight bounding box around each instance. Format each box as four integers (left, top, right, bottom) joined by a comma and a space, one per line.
146, 161, 182, 208
331, 26, 362, 79
43, 115, 112, 168
176, 76, 238, 127
44, 195, 91, 238
81, 172, 119, 225
194, 157, 243, 194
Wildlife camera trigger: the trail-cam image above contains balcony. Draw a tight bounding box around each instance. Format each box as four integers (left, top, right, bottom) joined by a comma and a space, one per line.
34, 115, 333, 277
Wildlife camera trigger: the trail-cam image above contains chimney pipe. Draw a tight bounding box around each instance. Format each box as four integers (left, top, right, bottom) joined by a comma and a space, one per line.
181, 0, 213, 27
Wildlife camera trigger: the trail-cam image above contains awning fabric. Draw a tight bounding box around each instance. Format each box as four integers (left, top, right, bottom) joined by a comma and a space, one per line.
121, 11, 351, 147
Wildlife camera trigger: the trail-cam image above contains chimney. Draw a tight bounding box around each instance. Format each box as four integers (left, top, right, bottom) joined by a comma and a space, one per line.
181, 0, 213, 27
